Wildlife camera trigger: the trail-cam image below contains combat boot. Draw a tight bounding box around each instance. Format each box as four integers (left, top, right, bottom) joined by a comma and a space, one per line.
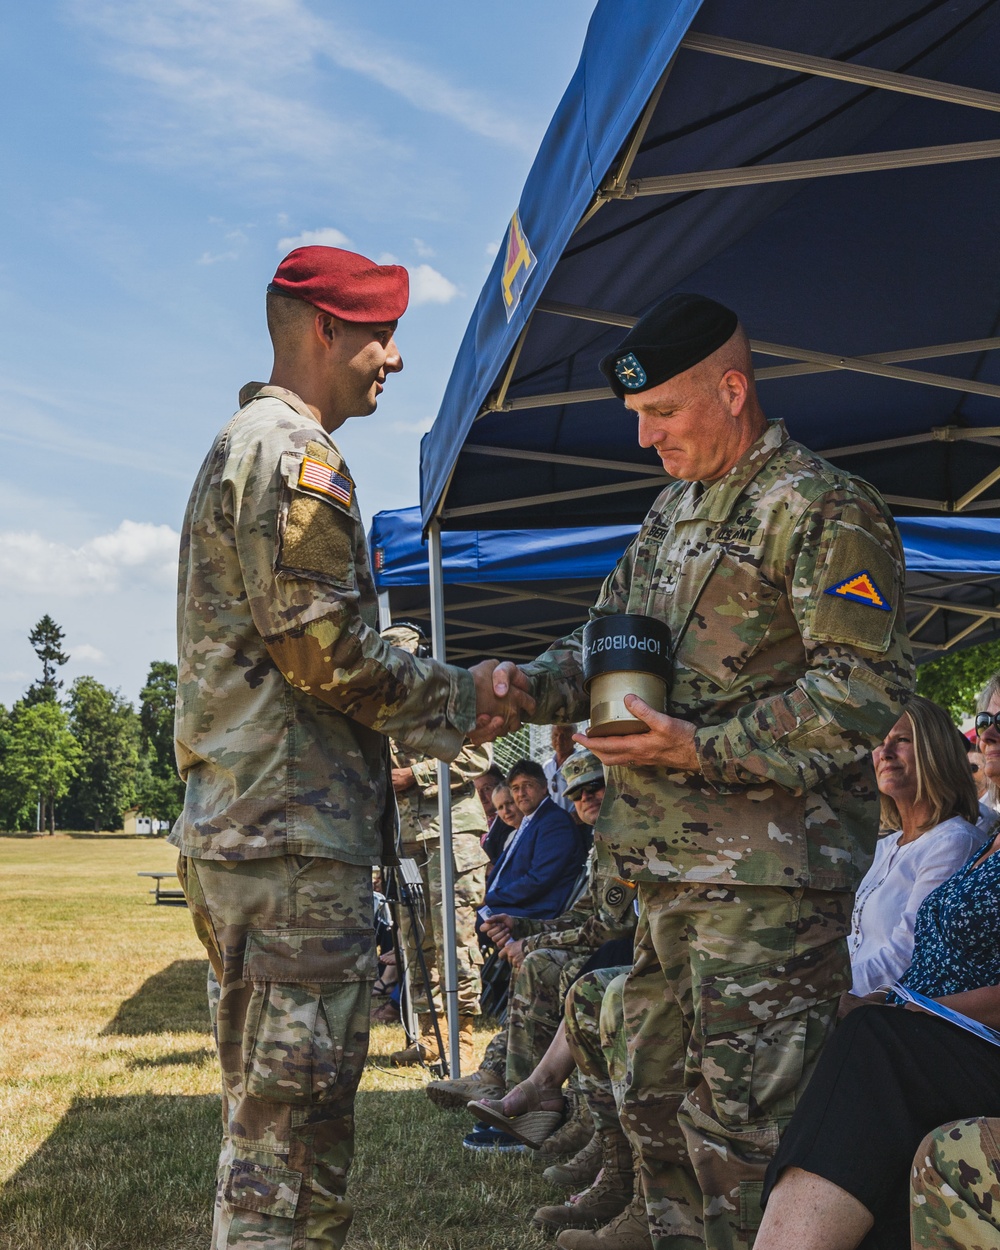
554, 1187, 651, 1250
542, 1129, 602, 1188
535, 1095, 595, 1165
425, 1066, 504, 1109
459, 1015, 477, 1069
532, 1129, 633, 1237
389, 1014, 442, 1067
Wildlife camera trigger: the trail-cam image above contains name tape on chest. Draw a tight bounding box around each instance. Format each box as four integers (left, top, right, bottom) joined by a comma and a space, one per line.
298, 456, 354, 508
824, 569, 891, 611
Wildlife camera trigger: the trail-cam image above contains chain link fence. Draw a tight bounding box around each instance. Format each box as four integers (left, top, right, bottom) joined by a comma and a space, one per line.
491, 724, 584, 776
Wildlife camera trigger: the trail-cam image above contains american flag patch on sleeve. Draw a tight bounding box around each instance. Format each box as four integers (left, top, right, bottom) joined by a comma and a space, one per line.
298, 455, 354, 508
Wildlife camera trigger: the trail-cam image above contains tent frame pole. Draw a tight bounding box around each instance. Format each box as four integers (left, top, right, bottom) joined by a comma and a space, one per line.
680, 32, 1000, 114
615, 138, 1000, 199
428, 519, 461, 1077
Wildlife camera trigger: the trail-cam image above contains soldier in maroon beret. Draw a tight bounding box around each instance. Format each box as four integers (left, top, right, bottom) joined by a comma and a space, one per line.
172, 246, 534, 1250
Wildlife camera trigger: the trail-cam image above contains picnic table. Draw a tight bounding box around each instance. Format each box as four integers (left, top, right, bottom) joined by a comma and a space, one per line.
137, 871, 186, 905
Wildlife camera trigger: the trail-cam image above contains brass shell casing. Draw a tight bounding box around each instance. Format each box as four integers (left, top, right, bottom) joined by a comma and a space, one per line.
587, 671, 667, 737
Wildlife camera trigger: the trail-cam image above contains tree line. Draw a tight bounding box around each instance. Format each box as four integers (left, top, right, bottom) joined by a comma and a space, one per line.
0, 615, 184, 833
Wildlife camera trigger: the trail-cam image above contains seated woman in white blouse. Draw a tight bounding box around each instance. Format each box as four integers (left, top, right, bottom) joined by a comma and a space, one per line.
846, 694, 985, 1004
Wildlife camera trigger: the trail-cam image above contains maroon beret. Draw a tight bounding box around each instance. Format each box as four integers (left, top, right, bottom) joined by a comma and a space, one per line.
268, 246, 409, 323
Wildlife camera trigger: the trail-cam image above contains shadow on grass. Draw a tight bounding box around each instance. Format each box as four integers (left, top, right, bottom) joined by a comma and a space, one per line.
0, 1087, 550, 1250
127, 1048, 216, 1069
351, 1087, 551, 1250
101, 959, 211, 1037
0, 1093, 218, 1250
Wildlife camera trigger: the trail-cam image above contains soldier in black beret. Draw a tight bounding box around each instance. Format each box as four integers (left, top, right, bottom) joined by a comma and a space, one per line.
477, 292, 914, 1250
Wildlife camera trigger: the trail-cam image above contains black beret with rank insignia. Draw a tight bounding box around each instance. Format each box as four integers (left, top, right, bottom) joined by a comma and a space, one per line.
599, 293, 739, 399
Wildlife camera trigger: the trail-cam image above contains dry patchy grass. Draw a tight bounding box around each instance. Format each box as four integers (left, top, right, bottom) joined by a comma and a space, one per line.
0, 835, 555, 1249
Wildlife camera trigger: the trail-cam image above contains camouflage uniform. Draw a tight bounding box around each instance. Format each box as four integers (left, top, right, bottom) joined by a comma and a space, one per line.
911, 1117, 1000, 1249
564, 967, 630, 1134
522, 420, 914, 1250
510, 850, 636, 959
172, 384, 476, 1249
491, 870, 636, 1089
393, 741, 490, 1018
505, 947, 586, 1087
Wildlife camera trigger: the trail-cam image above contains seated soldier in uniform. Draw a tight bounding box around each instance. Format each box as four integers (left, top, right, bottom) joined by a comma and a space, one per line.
428, 754, 636, 1161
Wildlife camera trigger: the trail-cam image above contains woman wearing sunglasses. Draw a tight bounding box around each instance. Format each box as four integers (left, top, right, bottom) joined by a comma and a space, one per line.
754, 676, 1000, 1250
845, 695, 982, 1006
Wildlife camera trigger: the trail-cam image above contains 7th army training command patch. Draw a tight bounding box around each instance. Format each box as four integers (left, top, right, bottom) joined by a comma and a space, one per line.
824, 569, 891, 611
298, 456, 354, 508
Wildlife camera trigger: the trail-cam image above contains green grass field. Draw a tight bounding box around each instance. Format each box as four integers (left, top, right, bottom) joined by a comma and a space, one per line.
0, 835, 555, 1250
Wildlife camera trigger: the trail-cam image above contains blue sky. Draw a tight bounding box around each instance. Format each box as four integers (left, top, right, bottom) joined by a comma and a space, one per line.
0, 0, 597, 706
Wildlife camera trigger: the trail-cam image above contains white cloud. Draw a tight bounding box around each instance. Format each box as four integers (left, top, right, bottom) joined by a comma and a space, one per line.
412, 238, 435, 258
376, 252, 400, 266
484, 239, 501, 259
197, 249, 239, 264
71, 643, 107, 665
325, 35, 534, 152
277, 226, 352, 252
0, 521, 180, 596
409, 264, 459, 306
67, 0, 534, 190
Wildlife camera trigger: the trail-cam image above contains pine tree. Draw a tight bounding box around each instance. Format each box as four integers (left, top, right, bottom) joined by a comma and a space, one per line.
24, 615, 69, 706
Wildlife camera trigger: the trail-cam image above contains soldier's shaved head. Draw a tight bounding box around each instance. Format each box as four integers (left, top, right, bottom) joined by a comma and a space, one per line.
693, 324, 757, 405
266, 289, 320, 355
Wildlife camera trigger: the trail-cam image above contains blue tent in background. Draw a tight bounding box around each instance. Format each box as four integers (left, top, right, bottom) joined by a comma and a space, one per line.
408, 0, 1000, 1072
420, 0, 1000, 532
371, 508, 1000, 663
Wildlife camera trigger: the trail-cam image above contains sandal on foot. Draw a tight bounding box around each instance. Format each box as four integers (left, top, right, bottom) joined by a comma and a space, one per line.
468, 1082, 565, 1149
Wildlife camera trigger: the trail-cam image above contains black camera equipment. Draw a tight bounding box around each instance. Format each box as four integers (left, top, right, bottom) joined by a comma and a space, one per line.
382, 856, 449, 1075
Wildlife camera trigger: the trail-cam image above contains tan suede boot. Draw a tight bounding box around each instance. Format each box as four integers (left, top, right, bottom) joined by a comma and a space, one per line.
535, 1094, 595, 1165
389, 1014, 442, 1066
425, 1067, 504, 1109
532, 1129, 633, 1237
554, 1187, 652, 1250
542, 1129, 602, 1188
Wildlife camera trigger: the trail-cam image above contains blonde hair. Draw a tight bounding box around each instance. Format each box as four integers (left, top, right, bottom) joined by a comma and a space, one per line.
977, 671, 1000, 811
878, 695, 979, 831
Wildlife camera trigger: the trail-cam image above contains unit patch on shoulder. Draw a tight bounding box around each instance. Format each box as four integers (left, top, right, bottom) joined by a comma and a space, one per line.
298, 455, 354, 508
824, 570, 891, 611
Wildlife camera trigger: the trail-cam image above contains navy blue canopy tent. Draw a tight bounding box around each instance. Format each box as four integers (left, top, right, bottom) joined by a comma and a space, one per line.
410, 0, 1000, 1072
371, 508, 1000, 663
421, 0, 1000, 533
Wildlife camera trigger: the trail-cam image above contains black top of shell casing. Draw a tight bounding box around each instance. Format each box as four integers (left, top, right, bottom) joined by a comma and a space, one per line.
582, 614, 672, 687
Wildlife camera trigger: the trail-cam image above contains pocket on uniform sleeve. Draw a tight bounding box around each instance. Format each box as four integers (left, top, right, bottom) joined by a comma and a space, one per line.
242, 927, 376, 1105
698, 938, 849, 1126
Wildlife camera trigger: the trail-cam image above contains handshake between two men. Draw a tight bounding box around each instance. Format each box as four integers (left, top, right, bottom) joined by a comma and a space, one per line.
465, 657, 701, 775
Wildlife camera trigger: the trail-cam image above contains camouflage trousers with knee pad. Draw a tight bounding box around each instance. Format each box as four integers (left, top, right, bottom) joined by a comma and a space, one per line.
622, 881, 850, 1250
564, 967, 629, 1134
504, 946, 590, 1088
911, 1117, 1000, 1249
179, 853, 375, 1250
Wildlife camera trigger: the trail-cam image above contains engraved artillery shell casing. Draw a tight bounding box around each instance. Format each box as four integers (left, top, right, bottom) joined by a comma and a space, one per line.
582, 613, 672, 738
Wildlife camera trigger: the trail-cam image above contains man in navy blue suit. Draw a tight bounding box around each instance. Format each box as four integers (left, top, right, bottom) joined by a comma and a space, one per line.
481, 758, 588, 924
